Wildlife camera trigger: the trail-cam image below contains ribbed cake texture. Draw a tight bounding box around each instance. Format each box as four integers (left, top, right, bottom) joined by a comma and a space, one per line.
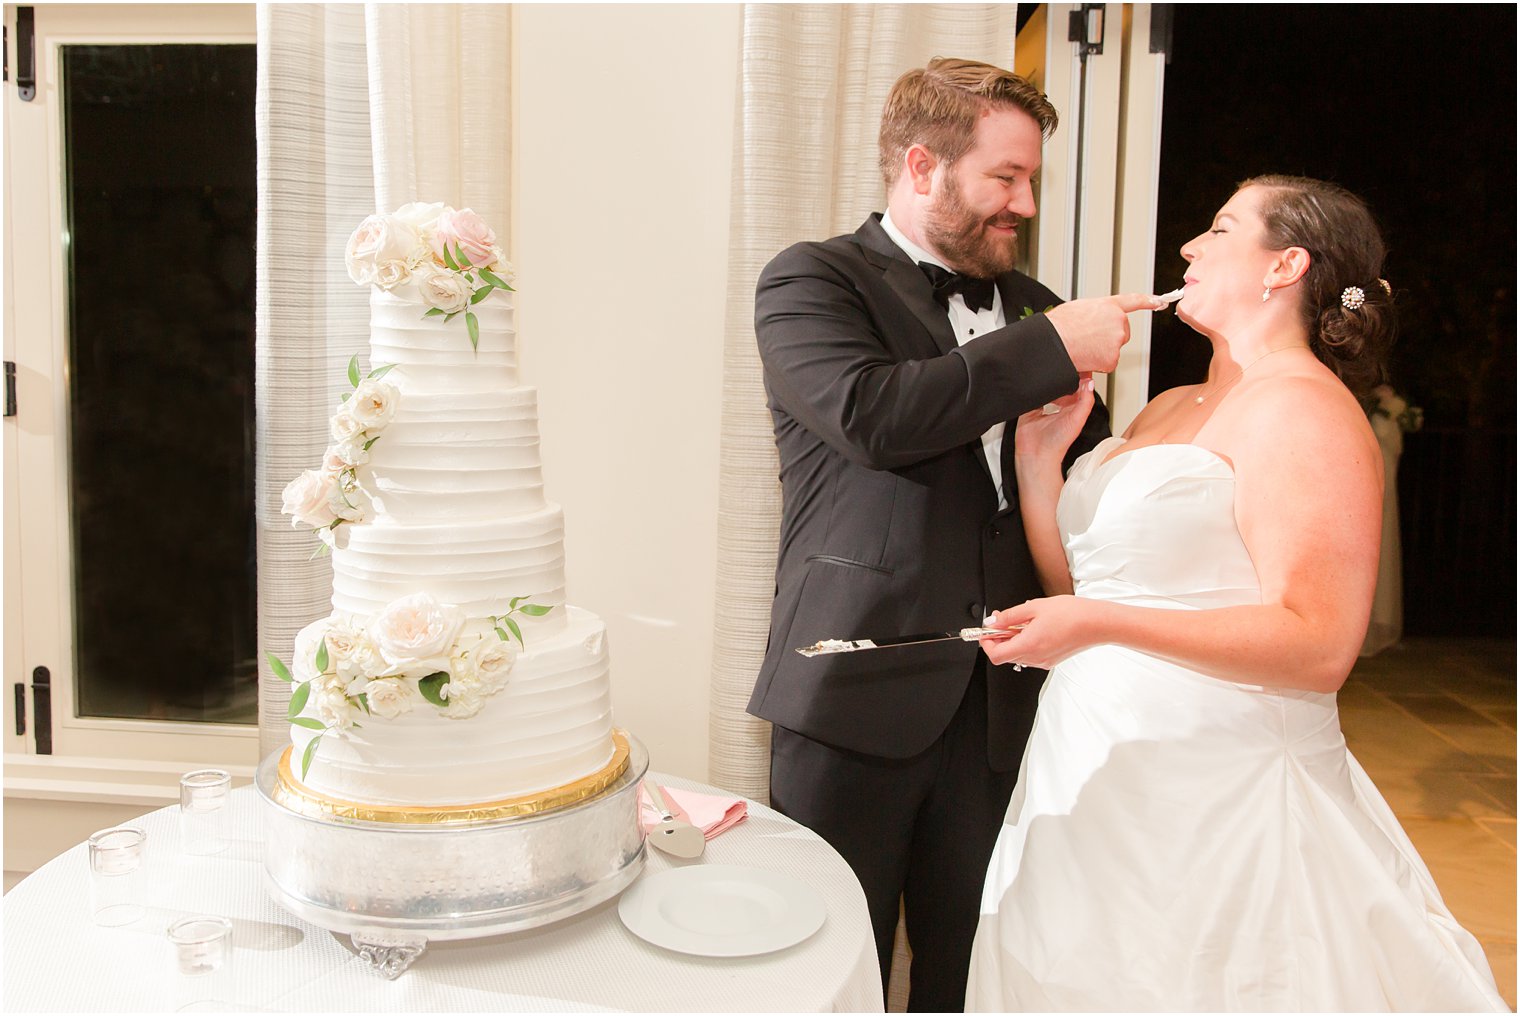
278, 206, 614, 806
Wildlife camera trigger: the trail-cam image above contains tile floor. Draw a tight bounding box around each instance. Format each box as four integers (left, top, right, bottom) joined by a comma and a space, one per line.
1341, 636, 1516, 1009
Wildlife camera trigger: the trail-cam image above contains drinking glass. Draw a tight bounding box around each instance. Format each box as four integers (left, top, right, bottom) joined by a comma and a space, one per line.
179, 769, 231, 855
167, 915, 234, 1010
87, 826, 146, 926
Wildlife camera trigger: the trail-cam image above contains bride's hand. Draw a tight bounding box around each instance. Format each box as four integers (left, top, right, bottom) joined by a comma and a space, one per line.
1013, 376, 1095, 462
979, 596, 1100, 670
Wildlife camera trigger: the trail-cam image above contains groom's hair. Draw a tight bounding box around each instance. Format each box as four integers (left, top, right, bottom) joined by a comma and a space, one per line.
879, 58, 1057, 189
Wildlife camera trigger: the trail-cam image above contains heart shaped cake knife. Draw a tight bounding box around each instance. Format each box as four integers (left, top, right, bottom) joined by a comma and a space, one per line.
643, 781, 706, 859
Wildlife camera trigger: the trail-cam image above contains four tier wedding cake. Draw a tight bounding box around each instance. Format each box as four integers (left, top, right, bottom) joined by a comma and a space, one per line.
272, 202, 619, 809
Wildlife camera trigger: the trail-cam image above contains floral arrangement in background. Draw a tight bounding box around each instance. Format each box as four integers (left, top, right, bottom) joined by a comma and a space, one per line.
280, 355, 399, 551
345, 202, 516, 350
268, 592, 552, 777
1369, 383, 1425, 433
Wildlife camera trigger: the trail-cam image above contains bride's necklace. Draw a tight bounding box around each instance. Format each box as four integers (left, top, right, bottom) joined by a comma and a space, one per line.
1193, 345, 1302, 405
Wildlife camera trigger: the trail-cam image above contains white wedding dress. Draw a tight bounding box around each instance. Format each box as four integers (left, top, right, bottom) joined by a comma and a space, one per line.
966, 437, 1507, 1012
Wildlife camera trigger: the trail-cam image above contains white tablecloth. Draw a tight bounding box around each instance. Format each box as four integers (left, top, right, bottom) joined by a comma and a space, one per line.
4, 773, 884, 1012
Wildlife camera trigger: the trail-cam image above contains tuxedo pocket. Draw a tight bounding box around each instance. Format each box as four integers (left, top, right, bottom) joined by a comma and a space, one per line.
804, 554, 894, 576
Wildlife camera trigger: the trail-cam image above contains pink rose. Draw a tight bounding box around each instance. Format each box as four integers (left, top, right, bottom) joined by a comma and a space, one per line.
431, 208, 498, 268
282, 468, 339, 529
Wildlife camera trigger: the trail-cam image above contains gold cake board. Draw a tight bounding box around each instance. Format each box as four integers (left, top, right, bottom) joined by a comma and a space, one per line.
272, 729, 632, 825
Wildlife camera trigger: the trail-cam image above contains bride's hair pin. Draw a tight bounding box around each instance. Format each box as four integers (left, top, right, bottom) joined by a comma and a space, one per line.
1340, 286, 1366, 311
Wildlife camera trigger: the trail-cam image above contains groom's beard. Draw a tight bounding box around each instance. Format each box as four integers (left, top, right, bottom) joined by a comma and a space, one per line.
922, 166, 1022, 279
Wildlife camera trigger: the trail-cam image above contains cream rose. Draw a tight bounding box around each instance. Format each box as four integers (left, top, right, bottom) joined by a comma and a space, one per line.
440, 674, 485, 720
364, 677, 417, 719
348, 379, 398, 430
282, 469, 338, 529
346, 214, 420, 288
373, 259, 410, 291
328, 436, 369, 469
329, 408, 364, 444
370, 593, 466, 667
391, 201, 445, 233
416, 266, 473, 315
432, 207, 498, 267
473, 638, 517, 693
326, 472, 367, 523
487, 253, 516, 286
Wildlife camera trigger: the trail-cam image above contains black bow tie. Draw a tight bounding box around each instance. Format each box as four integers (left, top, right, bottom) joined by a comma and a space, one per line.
918, 262, 997, 313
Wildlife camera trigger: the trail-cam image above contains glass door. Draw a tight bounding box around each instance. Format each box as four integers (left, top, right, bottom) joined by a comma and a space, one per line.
5, 4, 258, 772
1015, 3, 1168, 432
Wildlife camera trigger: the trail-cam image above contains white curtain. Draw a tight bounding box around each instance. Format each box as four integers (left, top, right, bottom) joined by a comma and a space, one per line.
254, 4, 511, 759
707, 2, 1020, 803
708, 8, 1019, 1006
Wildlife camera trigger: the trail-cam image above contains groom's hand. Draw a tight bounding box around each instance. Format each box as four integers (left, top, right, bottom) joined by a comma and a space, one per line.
1044, 293, 1165, 373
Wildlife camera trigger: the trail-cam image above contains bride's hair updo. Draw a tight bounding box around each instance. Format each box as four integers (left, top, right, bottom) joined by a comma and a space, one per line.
1239, 174, 1394, 397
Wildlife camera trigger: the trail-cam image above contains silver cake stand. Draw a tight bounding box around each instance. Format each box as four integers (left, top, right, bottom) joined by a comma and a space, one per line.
255, 731, 648, 978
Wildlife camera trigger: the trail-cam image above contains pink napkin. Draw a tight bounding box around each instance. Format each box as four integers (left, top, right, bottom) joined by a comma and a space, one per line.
639, 783, 747, 840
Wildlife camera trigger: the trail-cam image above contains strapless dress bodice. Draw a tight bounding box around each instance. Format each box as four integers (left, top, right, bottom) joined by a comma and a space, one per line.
1059, 436, 1260, 611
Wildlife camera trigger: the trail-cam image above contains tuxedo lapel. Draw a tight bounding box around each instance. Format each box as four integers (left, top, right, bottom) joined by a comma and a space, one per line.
855, 217, 960, 358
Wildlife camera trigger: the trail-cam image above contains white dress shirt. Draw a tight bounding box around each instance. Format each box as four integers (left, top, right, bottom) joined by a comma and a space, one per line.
881, 210, 1008, 511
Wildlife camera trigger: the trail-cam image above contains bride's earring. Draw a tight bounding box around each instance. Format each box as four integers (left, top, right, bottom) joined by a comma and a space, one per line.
1261, 287, 1271, 303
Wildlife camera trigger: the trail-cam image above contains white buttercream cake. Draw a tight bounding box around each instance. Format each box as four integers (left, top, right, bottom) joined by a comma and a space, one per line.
276, 204, 615, 807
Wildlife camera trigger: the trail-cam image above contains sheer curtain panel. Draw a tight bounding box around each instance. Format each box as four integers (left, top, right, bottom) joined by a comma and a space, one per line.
708, 4, 1019, 801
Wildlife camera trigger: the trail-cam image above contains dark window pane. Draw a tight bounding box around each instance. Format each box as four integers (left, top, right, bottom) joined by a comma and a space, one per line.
63, 44, 257, 722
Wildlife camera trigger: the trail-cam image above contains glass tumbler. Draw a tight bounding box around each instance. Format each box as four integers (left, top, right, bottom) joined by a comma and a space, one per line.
167, 915, 234, 1010
179, 769, 231, 855
88, 826, 147, 926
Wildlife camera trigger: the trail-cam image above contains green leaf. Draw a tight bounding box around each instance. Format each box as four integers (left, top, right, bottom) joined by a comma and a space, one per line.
267, 653, 294, 683
441, 244, 460, 271
366, 363, 397, 381
301, 733, 322, 779
469, 285, 492, 305
417, 672, 450, 707
290, 716, 326, 730
356, 693, 371, 715
479, 268, 514, 292
288, 680, 311, 719
444, 312, 457, 322
509, 596, 524, 609
424, 307, 446, 318
519, 603, 553, 617
495, 626, 510, 642
363, 435, 381, 451
504, 616, 524, 647
308, 542, 330, 561
328, 518, 343, 530
453, 243, 473, 269
348, 354, 361, 388
340, 392, 350, 403
466, 311, 479, 351
315, 639, 329, 673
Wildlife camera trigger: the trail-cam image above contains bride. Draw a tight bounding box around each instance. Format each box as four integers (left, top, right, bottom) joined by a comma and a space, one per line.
966, 175, 1508, 1011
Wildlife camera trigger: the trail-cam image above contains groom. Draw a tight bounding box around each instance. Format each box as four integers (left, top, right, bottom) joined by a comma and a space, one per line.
749, 58, 1155, 1009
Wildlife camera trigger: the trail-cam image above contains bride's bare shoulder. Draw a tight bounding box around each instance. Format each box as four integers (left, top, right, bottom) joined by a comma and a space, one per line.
1227, 374, 1380, 482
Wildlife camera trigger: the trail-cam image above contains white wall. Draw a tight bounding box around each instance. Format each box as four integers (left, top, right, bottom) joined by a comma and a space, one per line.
514, 5, 742, 781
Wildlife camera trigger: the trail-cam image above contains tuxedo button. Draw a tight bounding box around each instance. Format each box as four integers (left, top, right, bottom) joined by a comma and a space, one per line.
969, 602, 984, 620
990, 526, 1002, 539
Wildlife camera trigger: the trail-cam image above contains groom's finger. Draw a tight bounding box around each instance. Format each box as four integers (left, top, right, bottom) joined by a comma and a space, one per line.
1113, 291, 1168, 314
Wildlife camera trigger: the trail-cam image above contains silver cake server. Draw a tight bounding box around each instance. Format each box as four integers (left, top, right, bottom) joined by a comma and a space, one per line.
795, 625, 1022, 658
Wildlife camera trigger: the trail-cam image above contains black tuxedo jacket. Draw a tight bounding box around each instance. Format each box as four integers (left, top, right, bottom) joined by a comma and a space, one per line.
748, 214, 1110, 771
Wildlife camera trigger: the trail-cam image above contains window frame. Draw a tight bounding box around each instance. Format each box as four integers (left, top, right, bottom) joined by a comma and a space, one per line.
4, 3, 260, 807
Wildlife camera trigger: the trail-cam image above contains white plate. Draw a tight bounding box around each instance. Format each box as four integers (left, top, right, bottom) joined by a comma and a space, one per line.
618, 864, 826, 957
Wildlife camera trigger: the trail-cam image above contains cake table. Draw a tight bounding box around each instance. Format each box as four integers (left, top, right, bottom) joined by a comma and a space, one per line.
3, 773, 885, 1012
